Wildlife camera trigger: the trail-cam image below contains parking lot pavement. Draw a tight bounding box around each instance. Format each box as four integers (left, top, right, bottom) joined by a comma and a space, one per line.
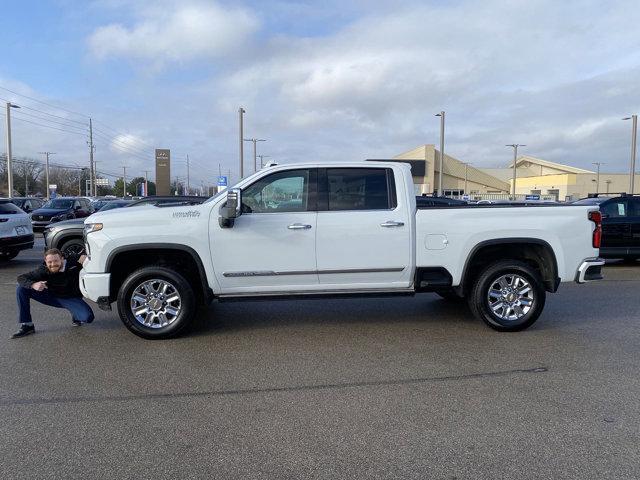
0, 242, 638, 479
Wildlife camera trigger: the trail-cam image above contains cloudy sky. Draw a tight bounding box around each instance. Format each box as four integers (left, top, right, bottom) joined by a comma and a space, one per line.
1, 0, 639, 187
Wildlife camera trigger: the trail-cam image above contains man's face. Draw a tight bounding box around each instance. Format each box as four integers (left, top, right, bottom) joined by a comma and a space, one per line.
45, 254, 63, 273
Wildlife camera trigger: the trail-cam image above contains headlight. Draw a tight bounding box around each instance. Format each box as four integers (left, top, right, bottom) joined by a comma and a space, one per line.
50, 215, 62, 222
84, 223, 103, 235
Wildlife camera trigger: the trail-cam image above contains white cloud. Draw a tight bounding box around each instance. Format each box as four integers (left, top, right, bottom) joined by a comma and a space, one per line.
88, 2, 259, 65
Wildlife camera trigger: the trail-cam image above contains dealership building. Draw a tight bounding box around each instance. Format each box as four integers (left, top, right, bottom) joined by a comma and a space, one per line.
379, 144, 638, 201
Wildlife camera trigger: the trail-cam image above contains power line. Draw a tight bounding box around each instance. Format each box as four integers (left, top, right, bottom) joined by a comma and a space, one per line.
0, 86, 88, 119
0, 111, 88, 137
12, 109, 88, 132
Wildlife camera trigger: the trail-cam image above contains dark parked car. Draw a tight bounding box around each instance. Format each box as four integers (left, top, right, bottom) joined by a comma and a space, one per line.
9, 197, 45, 213
31, 197, 94, 232
573, 193, 640, 260
416, 196, 468, 207
43, 196, 208, 256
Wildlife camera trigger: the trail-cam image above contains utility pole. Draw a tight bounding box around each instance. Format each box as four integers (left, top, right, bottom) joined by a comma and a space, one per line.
244, 138, 266, 173
623, 115, 637, 194
506, 144, 526, 197
186, 155, 190, 195
239, 107, 245, 179
88, 118, 96, 196
122, 166, 127, 197
144, 170, 150, 196
435, 111, 445, 195
38, 152, 55, 200
592, 162, 605, 193
5, 102, 20, 197
463, 162, 472, 194
257, 154, 270, 168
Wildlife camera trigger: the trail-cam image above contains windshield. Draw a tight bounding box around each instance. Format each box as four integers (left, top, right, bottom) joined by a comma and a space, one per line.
99, 201, 130, 211
572, 198, 607, 205
0, 202, 22, 214
43, 199, 74, 209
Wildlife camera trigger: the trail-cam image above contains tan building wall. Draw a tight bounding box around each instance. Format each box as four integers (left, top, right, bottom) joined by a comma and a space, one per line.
392, 145, 509, 195
514, 173, 640, 200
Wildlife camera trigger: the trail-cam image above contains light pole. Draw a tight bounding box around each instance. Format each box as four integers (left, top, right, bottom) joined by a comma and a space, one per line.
238, 107, 245, 179
605, 179, 611, 194
257, 155, 270, 168
244, 138, 266, 173
5, 102, 20, 196
592, 162, 605, 193
435, 111, 445, 195
462, 162, 473, 194
506, 144, 526, 197
38, 152, 55, 200
623, 115, 637, 194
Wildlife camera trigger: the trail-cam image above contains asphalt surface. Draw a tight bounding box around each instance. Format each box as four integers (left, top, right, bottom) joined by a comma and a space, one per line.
0, 237, 639, 479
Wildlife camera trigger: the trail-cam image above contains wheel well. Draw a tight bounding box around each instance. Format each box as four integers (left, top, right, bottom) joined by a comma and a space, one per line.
461, 241, 559, 294
108, 248, 211, 304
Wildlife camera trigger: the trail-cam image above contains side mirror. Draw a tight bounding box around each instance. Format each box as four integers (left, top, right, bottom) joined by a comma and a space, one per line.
219, 188, 242, 228
75, 205, 82, 210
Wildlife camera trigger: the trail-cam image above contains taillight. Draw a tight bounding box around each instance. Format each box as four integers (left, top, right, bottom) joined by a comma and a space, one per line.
588, 210, 602, 248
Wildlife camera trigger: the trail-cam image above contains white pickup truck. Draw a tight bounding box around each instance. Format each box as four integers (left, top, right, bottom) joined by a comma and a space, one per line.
80, 162, 604, 339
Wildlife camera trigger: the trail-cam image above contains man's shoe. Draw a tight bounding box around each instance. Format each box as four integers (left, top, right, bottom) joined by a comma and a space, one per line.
71, 319, 82, 327
11, 324, 35, 338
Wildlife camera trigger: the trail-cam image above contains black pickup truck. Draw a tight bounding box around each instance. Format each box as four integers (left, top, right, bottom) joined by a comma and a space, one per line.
573, 194, 640, 260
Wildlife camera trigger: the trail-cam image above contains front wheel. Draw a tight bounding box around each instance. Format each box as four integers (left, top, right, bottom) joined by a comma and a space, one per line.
468, 260, 546, 332
117, 266, 197, 339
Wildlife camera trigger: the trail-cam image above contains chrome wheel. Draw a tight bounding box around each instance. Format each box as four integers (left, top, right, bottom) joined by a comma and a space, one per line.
487, 273, 534, 322
130, 279, 182, 329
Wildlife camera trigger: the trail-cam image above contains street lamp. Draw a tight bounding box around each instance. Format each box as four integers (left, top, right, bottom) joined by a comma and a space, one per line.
244, 138, 266, 173
5, 102, 20, 196
257, 154, 270, 169
506, 144, 526, 197
462, 162, 473, 195
623, 115, 637, 194
592, 162, 605, 193
435, 111, 445, 195
238, 107, 245, 178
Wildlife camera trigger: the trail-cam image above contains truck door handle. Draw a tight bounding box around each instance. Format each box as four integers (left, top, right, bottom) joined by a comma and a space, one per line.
288, 223, 312, 230
380, 221, 405, 228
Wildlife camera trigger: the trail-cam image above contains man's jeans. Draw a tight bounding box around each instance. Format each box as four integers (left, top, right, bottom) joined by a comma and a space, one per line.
16, 286, 95, 324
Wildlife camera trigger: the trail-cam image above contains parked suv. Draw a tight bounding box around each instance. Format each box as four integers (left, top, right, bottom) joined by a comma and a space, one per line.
0, 200, 34, 260
573, 193, 640, 259
9, 197, 45, 213
31, 197, 94, 232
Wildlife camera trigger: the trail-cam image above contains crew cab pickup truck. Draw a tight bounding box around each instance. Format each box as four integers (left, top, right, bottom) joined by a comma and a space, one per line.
80, 162, 604, 339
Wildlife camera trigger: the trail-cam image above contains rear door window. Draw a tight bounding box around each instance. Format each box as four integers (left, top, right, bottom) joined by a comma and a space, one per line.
322, 168, 396, 211
602, 199, 627, 217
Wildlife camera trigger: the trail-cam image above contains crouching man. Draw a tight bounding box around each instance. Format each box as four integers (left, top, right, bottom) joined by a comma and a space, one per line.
12, 248, 95, 338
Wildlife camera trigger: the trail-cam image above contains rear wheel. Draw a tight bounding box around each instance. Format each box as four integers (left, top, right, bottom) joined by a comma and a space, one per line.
468, 260, 546, 332
117, 266, 197, 339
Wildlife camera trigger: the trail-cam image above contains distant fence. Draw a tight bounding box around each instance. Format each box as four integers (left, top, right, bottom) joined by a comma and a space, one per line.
447, 193, 558, 202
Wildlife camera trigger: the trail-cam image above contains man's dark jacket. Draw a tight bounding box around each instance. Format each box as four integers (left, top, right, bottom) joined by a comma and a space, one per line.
17, 254, 83, 298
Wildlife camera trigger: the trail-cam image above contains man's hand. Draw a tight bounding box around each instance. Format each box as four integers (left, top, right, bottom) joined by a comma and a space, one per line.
78, 254, 87, 265
32, 281, 47, 291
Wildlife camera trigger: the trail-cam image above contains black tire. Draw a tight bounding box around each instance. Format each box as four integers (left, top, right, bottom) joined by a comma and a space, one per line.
117, 266, 197, 339
0, 250, 19, 261
434, 288, 463, 301
60, 238, 85, 257
467, 260, 546, 332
